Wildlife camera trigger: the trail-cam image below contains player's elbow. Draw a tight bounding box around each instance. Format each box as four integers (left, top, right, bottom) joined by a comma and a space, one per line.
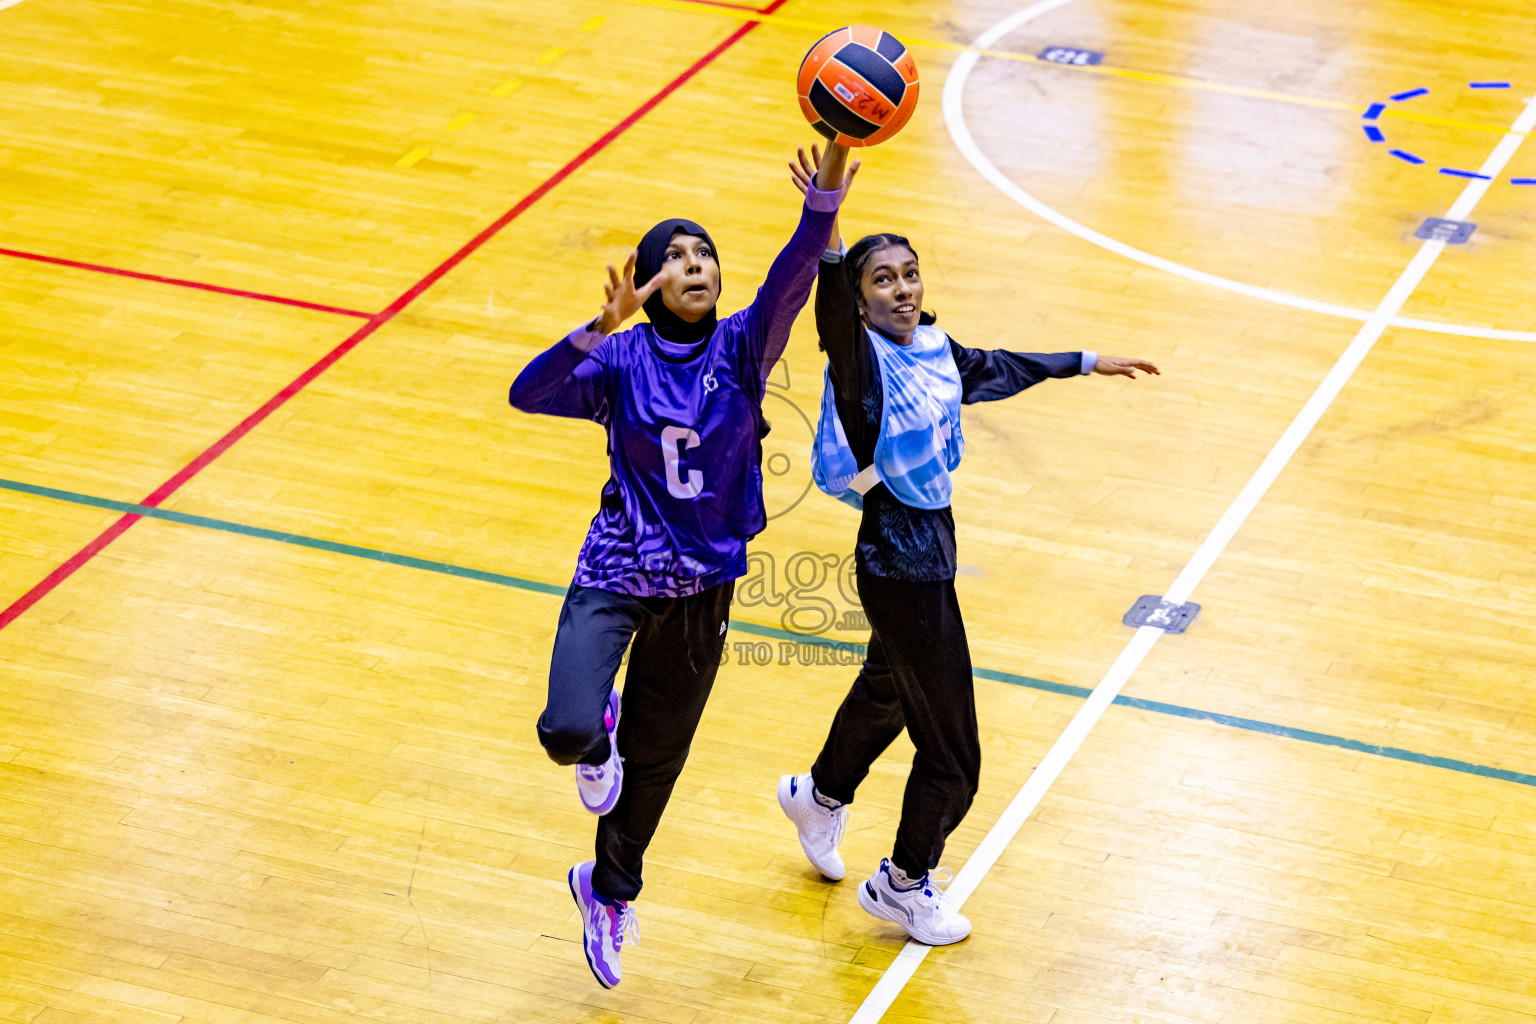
507, 382, 543, 414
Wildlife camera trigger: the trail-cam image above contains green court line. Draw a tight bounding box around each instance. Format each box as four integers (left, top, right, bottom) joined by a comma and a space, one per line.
1114, 696, 1536, 788
5, 474, 1533, 791
0, 477, 564, 597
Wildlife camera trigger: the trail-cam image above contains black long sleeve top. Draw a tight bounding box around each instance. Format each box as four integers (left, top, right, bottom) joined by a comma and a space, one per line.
817, 250, 1087, 581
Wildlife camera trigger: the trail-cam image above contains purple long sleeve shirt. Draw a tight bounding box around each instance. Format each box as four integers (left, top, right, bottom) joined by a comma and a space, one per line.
510, 183, 842, 597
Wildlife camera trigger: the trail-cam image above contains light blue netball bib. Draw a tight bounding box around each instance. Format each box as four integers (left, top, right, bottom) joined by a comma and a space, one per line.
812, 325, 965, 511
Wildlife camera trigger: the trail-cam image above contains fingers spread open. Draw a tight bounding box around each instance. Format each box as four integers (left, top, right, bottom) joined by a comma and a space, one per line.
635, 271, 666, 302
798, 145, 823, 178
789, 160, 810, 193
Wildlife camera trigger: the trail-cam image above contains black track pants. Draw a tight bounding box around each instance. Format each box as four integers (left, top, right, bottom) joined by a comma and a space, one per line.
536, 582, 734, 902
810, 571, 980, 878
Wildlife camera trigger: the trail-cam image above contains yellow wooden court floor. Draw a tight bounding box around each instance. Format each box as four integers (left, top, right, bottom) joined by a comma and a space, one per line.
2, 0, 1535, 1021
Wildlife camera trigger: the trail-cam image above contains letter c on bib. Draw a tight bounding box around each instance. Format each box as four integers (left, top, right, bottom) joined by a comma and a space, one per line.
661, 425, 703, 499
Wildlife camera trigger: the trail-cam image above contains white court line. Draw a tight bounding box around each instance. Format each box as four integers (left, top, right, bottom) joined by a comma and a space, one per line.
939, 0, 1536, 345
849, 15, 1536, 1023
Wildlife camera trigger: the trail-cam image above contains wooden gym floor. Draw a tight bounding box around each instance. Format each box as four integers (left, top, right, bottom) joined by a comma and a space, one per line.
2, 0, 1535, 1021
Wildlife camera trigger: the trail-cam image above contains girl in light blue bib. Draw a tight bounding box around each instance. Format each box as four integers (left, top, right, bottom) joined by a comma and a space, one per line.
777, 149, 1163, 949
813, 322, 963, 511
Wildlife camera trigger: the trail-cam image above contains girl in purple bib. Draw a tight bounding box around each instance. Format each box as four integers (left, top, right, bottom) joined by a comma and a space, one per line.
509, 141, 856, 988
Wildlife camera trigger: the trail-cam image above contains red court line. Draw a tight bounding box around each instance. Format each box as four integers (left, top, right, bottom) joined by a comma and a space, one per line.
0, 2, 788, 632
0, 246, 375, 319
0, 514, 140, 631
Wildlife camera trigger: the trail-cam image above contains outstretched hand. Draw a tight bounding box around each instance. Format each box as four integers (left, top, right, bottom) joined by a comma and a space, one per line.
788, 143, 860, 196
596, 251, 666, 335
1092, 356, 1161, 378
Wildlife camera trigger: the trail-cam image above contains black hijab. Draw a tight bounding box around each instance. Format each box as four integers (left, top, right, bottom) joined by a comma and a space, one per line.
634, 218, 719, 348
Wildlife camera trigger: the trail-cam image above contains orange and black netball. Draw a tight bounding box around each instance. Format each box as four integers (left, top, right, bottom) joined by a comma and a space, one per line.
797, 26, 920, 147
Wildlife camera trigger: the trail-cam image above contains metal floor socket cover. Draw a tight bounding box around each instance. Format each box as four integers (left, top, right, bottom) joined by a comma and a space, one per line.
1415, 218, 1477, 244
1123, 595, 1201, 634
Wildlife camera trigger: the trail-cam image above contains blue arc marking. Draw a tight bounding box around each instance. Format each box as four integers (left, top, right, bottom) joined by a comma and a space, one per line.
2, 474, 1534, 794
1368, 81, 1530, 185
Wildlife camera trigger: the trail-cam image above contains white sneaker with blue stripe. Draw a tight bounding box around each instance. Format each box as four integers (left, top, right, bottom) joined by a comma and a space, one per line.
857, 858, 970, 945
777, 772, 847, 880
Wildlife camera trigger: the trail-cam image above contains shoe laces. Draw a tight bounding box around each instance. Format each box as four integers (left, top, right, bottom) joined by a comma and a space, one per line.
578, 753, 624, 783
807, 783, 848, 845
920, 866, 953, 902
612, 903, 639, 950
826, 803, 848, 847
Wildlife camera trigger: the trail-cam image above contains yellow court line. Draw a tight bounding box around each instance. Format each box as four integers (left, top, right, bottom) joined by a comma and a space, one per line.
615, 0, 1532, 138
395, 146, 432, 168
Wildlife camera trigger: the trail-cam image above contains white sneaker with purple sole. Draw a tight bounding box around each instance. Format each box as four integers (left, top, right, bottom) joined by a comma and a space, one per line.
568, 859, 638, 988
576, 689, 623, 815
